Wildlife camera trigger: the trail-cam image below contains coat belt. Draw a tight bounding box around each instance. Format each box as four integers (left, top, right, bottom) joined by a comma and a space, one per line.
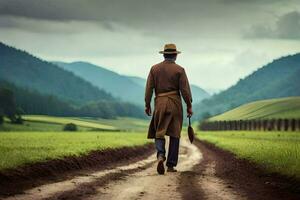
156, 90, 179, 97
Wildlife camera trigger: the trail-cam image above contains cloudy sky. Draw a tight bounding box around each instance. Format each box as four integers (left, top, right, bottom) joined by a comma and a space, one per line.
1, 0, 300, 93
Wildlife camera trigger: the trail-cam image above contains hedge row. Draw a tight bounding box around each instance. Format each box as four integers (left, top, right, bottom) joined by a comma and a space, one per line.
199, 119, 300, 131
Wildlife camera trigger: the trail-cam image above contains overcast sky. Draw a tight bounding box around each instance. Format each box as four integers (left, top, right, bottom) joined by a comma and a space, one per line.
1, 0, 300, 93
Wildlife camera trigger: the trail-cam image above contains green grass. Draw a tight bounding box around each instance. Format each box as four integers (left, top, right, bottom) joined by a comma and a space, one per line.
210, 97, 300, 121
197, 131, 300, 178
1, 115, 150, 132
74, 117, 149, 132
0, 115, 151, 171
0, 120, 91, 132
23, 115, 118, 131
0, 131, 150, 171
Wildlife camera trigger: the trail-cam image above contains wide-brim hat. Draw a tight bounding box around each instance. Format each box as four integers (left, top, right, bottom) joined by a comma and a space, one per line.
159, 43, 181, 54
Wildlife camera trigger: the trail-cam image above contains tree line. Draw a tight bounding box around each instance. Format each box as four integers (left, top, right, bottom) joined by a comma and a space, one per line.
0, 80, 144, 123
199, 119, 300, 132
0, 87, 23, 124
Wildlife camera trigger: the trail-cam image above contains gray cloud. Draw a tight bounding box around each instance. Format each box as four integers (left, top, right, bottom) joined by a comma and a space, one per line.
0, 0, 212, 22
222, 0, 282, 4
245, 11, 300, 39
0, 0, 289, 37
0, 15, 122, 34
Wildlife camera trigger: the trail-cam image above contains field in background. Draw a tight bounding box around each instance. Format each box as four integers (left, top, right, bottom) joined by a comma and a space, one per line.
197, 131, 300, 178
0, 115, 150, 132
0, 115, 151, 171
0, 131, 149, 171
24, 115, 117, 130
210, 97, 300, 121
74, 117, 149, 132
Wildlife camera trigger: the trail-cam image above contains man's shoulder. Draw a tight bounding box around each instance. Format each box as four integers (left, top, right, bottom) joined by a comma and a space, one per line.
150, 62, 162, 72
152, 61, 184, 70
174, 63, 184, 70
151, 61, 164, 68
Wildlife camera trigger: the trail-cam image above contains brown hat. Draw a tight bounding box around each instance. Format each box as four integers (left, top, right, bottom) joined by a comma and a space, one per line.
159, 43, 181, 54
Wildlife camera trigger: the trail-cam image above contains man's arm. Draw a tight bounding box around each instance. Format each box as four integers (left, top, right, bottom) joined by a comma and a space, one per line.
145, 68, 154, 116
179, 68, 193, 117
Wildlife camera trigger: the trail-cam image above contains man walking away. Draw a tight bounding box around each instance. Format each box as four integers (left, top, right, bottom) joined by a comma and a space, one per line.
145, 43, 193, 175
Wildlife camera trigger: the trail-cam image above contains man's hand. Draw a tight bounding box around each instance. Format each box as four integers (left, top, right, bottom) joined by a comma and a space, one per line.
145, 106, 152, 116
187, 107, 193, 118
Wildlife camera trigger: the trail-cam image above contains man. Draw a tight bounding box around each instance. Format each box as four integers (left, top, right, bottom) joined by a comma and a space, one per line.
145, 43, 193, 175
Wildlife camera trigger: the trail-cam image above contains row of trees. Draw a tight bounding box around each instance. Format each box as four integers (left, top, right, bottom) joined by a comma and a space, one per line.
199, 119, 300, 132
0, 87, 23, 124
0, 80, 145, 123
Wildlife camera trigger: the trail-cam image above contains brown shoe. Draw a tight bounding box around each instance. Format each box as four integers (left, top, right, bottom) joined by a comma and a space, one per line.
157, 157, 165, 175
167, 167, 177, 172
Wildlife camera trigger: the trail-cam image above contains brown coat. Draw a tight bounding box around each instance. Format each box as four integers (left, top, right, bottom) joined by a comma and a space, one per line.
145, 60, 192, 139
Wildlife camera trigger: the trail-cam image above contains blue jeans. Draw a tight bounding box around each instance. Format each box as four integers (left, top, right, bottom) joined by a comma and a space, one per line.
155, 136, 180, 167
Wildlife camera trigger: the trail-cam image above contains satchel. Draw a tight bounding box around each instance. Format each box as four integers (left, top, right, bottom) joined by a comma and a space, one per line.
188, 116, 195, 143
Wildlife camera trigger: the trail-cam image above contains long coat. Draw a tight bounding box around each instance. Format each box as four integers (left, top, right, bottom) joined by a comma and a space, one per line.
145, 60, 192, 139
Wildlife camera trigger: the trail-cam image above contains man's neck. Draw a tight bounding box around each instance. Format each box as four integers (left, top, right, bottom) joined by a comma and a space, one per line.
164, 58, 176, 62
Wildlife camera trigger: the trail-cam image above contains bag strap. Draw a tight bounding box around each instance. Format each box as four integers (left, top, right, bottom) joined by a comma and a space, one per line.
188, 116, 191, 126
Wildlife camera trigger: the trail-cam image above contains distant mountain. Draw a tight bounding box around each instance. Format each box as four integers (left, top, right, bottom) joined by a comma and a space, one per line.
195, 53, 300, 120
55, 62, 210, 105
0, 42, 144, 118
55, 62, 145, 105
126, 76, 146, 88
0, 42, 113, 104
126, 76, 210, 103
190, 85, 211, 103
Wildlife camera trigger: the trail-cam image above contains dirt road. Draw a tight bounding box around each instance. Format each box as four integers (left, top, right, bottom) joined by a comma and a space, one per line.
3, 138, 300, 200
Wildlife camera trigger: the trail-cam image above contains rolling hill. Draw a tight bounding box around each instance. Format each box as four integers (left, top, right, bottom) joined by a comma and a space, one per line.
0, 79, 144, 118
195, 53, 300, 119
0, 42, 144, 118
209, 97, 300, 121
55, 61, 144, 105
0, 42, 113, 104
23, 115, 117, 130
55, 61, 210, 105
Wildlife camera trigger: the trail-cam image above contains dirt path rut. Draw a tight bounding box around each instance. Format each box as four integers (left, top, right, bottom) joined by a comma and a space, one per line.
5, 137, 298, 200
86, 139, 202, 200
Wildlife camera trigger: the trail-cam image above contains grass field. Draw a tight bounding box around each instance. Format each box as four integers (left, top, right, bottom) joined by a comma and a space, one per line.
0, 115, 150, 132
210, 97, 300, 121
23, 115, 118, 131
0, 120, 68, 132
197, 131, 300, 178
1, 115, 150, 132
0, 131, 149, 171
74, 117, 149, 132
0, 115, 151, 171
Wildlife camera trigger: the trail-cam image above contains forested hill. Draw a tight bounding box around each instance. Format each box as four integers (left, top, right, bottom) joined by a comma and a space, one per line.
54, 61, 144, 105
0, 42, 145, 118
0, 80, 76, 116
0, 42, 113, 104
195, 53, 300, 119
0, 80, 144, 118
